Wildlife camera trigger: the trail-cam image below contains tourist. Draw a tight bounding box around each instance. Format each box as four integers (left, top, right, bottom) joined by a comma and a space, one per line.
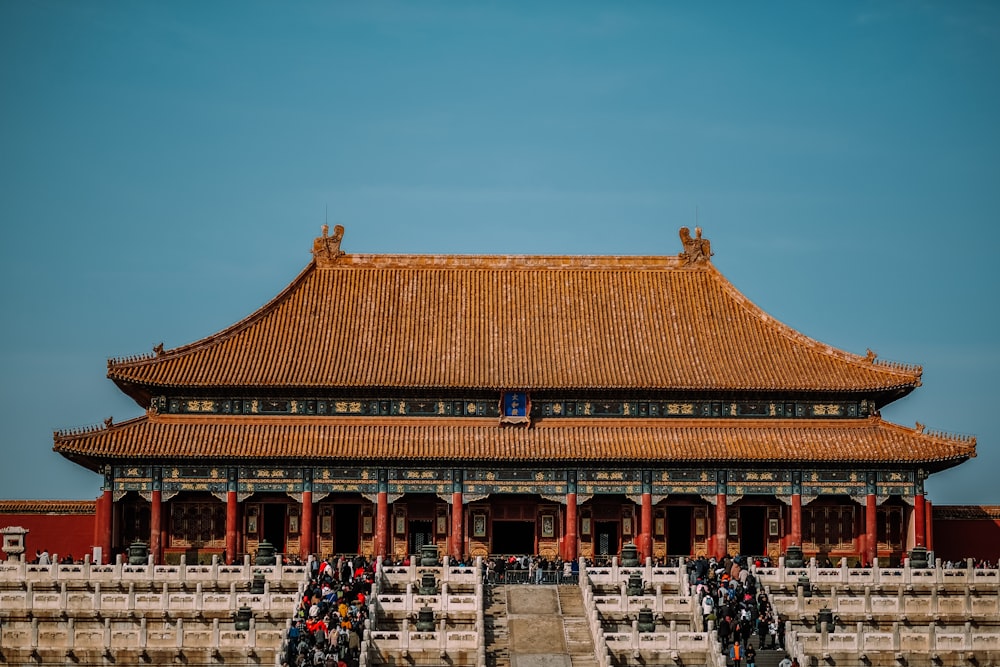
778, 656, 792, 667
745, 643, 756, 667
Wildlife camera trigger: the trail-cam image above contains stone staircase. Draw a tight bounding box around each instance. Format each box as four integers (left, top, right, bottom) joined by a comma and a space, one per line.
484, 584, 511, 667
558, 586, 600, 667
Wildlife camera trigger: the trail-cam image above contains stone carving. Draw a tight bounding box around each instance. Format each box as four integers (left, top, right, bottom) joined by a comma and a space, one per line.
313, 224, 345, 266
679, 227, 712, 265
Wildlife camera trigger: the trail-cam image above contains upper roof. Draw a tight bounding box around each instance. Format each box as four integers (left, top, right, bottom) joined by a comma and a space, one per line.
107, 227, 921, 399
52, 412, 974, 472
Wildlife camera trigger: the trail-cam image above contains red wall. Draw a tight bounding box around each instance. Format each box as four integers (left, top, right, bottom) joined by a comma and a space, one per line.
932, 516, 1000, 563
0, 507, 96, 563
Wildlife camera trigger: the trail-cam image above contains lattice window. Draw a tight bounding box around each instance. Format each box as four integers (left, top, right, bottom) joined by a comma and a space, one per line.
170, 502, 226, 547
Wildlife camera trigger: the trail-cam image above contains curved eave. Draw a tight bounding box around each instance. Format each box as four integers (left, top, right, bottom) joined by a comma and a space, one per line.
53, 414, 974, 473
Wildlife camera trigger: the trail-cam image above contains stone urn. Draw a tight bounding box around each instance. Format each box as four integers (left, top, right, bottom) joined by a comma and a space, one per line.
255, 540, 276, 566
250, 571, 266, 594
620, 543, 640, 567
627, 571, 644, 596
415, 606, 435, 632
798, 573, 812, 598
420, 543, 439, 567
419, 570, 438, 595
908, 546, 930, 569
784, 545, 805, 568
817, 607, 835, 632
637, 607, 655, 633
127, 540, 149, 565
234, 606, 253, 631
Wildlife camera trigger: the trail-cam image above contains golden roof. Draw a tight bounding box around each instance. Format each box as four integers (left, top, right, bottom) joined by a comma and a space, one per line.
53, 413, 974, 471
107, 228, 921, 396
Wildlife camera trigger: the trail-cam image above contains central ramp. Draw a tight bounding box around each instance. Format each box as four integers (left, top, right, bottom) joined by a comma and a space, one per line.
505, 587, 572, 667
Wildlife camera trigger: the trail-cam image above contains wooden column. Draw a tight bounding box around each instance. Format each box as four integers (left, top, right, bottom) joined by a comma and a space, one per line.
866, 493, 877, 567
449, 469, 464, 559
98, 467, 113, 565
790, 493, 802, 548
913, 493, 926, 548
150, 490, 162, 565
225, 467, 238, 565
225, 491, 238, 565
925, 500, 934, 555
565, 471, 578, 562
451, 491, 464, 559
715, 494, 727, 560
300, 491, 314, 560
640, 493, 653, 560
375, 469, 389, 559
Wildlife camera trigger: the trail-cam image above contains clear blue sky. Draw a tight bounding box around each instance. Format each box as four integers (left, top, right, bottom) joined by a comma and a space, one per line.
2, 2, 997, 504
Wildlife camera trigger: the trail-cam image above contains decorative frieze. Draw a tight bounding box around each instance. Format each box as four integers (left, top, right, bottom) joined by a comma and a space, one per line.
155, 394, 868, 420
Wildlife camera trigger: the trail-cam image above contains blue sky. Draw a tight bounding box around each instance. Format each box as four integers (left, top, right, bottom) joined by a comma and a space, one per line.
1, 1, 997, 504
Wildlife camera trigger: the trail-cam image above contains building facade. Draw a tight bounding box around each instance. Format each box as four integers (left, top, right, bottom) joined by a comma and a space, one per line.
53, 227, 975, 566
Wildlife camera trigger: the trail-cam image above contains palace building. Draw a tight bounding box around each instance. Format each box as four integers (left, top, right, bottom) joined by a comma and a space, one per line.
53, 226, 976, 566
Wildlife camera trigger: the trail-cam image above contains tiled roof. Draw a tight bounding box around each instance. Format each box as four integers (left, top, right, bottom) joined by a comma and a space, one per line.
933, 506, 1000, 520
53, 413, 974, 469
106, 232, 921, 395
0, 500, 96, 514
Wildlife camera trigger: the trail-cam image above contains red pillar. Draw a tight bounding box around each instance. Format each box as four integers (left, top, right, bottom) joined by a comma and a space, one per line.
790, 493, 802, 548
92, 493, 104, 563
99, 489, 113, 564
451, 492, 464, 559
866, 494, 877, 567
565, 492, 578, 561
715, 494, 727, 560
150, 490, 162, 565
925, 500, 934, 555
914, 494, 926, 548
640, 493, 653, 561
226, 491, 238, 565
375, 491, 389, 559
300, 491, 313, 561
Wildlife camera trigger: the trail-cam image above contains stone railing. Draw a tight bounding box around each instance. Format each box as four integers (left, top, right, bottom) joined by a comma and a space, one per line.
376, 556, 481, 590
364, 556, 486, 667
580, 558, 724, 667
767, 585, 1000, 621
754, 557, 1000, 588
0, 552, 311, 589
787, 622, 1000, 661
0, 580, 301, 617
0, 615, 285, 663
372, 582, 481, 615
583, 557, 688, 591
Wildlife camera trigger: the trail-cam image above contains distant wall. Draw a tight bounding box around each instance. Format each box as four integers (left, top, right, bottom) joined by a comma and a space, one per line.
932, 505, 1000, 563
0, 500, 96, 562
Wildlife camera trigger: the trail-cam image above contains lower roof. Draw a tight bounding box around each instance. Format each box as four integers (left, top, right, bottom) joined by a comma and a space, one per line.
53, 413, 975, 473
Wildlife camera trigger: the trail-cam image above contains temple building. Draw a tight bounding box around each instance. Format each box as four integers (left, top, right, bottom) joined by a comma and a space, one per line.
53, 226, 976, 566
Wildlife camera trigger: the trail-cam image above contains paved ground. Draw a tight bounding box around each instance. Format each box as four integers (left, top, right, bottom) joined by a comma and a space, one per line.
506, 587, 571, 667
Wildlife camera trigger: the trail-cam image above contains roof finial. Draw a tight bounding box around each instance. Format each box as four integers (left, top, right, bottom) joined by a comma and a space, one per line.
679, 227, 712, 266
313, 224, 345, 267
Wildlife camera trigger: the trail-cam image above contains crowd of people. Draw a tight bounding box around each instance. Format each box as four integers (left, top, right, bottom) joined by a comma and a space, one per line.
688, 554, 796, 667
281, 554, 373, 667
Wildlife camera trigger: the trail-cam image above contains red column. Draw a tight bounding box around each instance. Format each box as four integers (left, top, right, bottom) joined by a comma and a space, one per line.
300, 491, 313, 561
226, 491, 238, 565
914, 494, 926, 548
93, 493, 104, 563
866, 494, 877, 567
925, 500, 934, 555
451, 492, 464, 559
715, 494, 727, 560
791, 493, 802, 548
565, 492, 578, 561
99, 489, 113, 564
150, 491, 162, 565
375, 491, 389, 559
640, 493, 653, 561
